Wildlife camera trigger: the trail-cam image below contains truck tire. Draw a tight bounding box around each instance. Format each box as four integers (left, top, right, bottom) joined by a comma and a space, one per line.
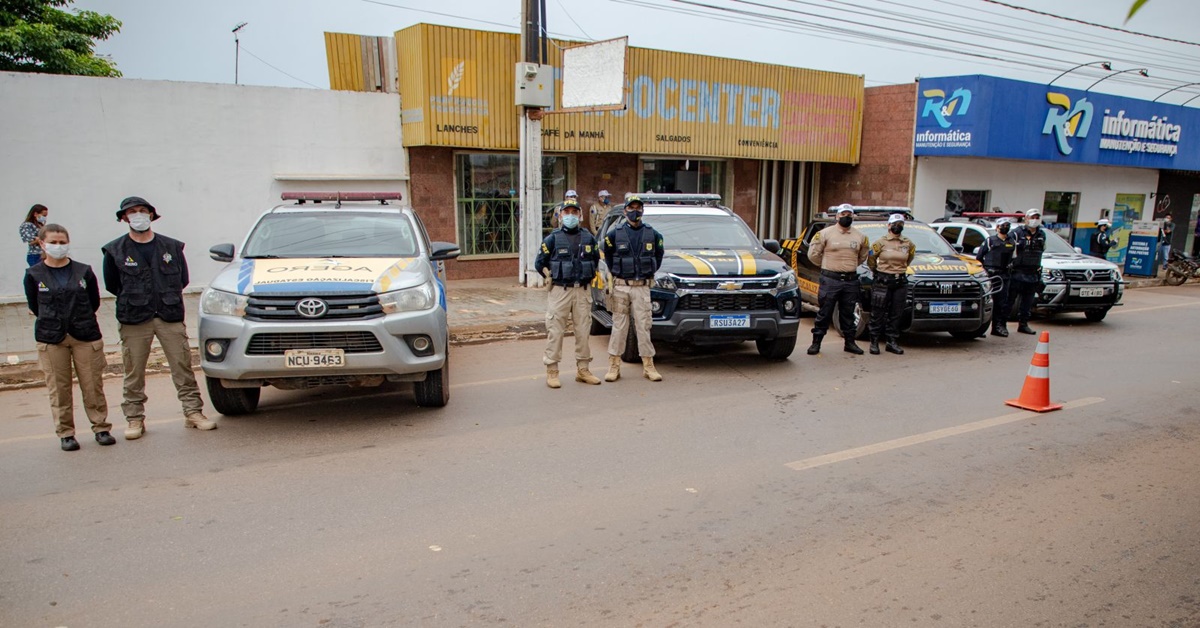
206, 376, 260, 416
756, 334, 797, 360
834, 302, 869, 340
1084, 307, 1109, 322
620, 325, 640, 364
414, 350, 449, 408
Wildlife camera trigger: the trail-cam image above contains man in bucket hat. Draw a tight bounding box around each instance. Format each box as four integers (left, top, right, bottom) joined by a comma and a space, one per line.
101, 196, 215, 439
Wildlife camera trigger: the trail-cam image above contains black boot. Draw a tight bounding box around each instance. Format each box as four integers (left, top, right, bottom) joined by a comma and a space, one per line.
806, 335, 822, 355
869, 338, 880, 355
992, 325, 1009, 337
885, 339, 904, 355
843, 340, 864, 355
1017, 322, 1035, 335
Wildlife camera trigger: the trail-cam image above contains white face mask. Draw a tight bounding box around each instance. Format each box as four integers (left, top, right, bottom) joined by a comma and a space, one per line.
128, 213, 153, 232
44, 243, 70, 260
1027, 218, 1041, 229
36, 214, 47, 224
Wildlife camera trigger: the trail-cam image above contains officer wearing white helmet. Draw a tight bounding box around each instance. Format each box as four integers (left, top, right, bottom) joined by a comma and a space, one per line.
1006, 208, 1047, 335
866, 213, 915, 355
1089, 217, 1116, 258
589, 190, 612, 235
806, 203, 870, 355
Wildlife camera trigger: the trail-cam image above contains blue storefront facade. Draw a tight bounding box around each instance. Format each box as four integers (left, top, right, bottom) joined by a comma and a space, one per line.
909, 75, 1200, 263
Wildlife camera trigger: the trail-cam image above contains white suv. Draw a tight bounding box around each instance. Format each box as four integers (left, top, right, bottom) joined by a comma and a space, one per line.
199, 193, 460, 415
933, 219, 1123, 321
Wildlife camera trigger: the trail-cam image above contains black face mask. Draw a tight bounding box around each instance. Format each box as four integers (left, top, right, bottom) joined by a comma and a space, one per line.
889, 224, 903, 234
837, 216, 853, 228
625, 209, 643, 222
998, 225, 1010, 236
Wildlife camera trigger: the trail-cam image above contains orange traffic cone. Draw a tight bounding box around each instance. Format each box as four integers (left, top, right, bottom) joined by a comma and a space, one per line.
1005, 331, 1063, 413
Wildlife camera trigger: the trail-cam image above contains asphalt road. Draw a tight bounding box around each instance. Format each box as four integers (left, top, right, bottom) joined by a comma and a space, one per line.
2, 285, 1198, 627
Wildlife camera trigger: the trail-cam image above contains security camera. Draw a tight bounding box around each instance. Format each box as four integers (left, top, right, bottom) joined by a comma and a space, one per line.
522, 63, 539, 80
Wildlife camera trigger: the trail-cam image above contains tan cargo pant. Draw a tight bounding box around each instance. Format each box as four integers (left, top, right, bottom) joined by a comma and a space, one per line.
608, 282, 655, 358
118, 318, 204, 420
37, 335, 111, 437
543, 285, 593, 367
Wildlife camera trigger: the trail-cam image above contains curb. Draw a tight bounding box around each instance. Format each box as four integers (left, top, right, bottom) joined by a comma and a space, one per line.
0, 322, 551, 392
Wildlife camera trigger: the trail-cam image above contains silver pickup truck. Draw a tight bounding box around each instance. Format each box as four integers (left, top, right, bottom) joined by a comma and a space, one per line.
199, 193, 460, 415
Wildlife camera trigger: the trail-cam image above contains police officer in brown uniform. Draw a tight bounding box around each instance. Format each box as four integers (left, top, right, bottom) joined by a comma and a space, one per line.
867, 214, 916, 355
807, 204, 870, 355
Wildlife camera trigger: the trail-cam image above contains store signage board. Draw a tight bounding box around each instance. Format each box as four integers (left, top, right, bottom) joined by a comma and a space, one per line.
1124, 220, 1160, 276
914, 75, 1200, 171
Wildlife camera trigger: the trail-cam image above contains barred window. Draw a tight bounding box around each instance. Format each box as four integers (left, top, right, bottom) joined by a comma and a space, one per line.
455, 153, 570, 256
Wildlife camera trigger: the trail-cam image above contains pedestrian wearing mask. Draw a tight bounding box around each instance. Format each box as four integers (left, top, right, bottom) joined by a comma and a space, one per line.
1006, 209, 1046, 335
535, 199, 602, 389
589, 190, 612, 235
807, 204, 870, 355
102, 196, 215, 439
24, 223, 114, 451
866, 214, 915, 355
976, 218, 1017, 337
1089, 218, 1116, 259
550, 189, 580, 229
19, 204, 49, 267
602, 196, 665, 382
1159, 214, 1174, 267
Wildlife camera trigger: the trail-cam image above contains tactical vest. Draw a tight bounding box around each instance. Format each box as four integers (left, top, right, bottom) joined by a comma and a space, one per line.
27, 262, 103, 344
1012, 228, 1046, 271
609, 225, 658, 279
979, 235, 1015, 271
102, 234, 187, 325
548, 230, 597, 284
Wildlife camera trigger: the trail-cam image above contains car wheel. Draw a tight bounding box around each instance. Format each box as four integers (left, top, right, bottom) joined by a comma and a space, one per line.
414, 349, 449, 408
205, 376, 260, 416
949, 330, 980, 340
1084, 308, 1109, 322
755, 334, 797, 360
834, 302, 869, 340
620, 325, 640, 364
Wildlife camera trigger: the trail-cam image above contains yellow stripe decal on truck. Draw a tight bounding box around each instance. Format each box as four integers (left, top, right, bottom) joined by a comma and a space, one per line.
738, 251, 757, 275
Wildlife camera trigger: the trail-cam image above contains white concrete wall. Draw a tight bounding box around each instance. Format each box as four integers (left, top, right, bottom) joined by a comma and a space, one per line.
0, 72, 406, 300
912, 156, 1159, 223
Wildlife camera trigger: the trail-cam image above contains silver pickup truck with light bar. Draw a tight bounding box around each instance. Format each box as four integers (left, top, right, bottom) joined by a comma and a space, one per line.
198, 192, 460, 415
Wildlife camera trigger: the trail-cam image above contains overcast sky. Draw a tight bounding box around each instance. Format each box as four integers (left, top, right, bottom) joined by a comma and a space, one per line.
75, 0, 1200, 103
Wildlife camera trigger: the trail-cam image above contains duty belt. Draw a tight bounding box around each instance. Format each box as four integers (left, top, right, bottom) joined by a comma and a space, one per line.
821, 269, 858, 281
614, 278, 651, 286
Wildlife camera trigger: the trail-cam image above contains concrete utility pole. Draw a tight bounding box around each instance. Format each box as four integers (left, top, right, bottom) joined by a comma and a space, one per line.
518, 0, 546, 287
233, 22, 248, 85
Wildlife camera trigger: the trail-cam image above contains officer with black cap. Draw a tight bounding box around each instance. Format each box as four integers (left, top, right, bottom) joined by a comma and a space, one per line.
807, 204, 870, 355
602, 195, 665, 382
101, 196, 215, 439
976, 218, 1017, 337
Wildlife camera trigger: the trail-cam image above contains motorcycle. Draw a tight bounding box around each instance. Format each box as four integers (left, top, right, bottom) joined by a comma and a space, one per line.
1163, 249, 1200, 286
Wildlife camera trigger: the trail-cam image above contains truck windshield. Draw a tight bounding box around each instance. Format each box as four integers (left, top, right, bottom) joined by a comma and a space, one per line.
242, 212, 419, 258
644, 214, 758, 249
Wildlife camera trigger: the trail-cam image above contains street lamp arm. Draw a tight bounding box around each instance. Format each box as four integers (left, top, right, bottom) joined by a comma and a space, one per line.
1085, 68, 1149, 92
1048, 61, 1111, 86
1153, 82, 1200, 102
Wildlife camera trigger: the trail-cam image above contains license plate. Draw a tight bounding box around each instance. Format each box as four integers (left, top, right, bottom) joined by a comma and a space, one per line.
1079, 287, 1105, 297
929, 301, 961, 314
284, 348, 345, 368
710, 314, 750, 329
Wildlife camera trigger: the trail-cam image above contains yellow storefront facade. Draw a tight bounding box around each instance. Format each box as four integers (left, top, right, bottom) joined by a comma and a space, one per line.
327, 25, 864, 279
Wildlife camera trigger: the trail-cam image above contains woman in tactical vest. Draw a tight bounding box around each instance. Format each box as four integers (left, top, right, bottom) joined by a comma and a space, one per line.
23, 224, 114, 451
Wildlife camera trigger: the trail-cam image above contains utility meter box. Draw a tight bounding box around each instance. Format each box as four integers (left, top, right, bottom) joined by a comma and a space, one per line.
514, 62, 553, 107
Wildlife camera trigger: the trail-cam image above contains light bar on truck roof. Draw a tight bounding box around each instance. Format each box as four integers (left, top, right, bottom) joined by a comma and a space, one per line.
280, 192, 403, 204
625, 192, 723, 207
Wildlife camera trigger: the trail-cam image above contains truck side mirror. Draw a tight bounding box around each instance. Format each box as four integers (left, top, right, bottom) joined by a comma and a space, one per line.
209, 243, 235, 262
430, 241, 461, 261
762, 239, 781, 253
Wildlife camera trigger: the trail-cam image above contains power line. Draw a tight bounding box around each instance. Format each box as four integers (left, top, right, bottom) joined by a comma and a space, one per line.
980, 0, 1200, 48
554, 0, 595, 40
238, 46, 322, 88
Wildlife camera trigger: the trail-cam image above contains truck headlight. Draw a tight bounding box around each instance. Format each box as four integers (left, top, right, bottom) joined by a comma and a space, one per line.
776, 269, 797, 289
1041, 268, 1063, 281
201, 288, 248, 317
379, 281, 435, 313
654, 274, 677, 290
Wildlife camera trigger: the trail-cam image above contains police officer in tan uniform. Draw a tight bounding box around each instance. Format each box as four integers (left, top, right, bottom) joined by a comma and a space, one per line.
807, 204, 870, 355
867, 214, 916, 355
589, 190, 612, 235
535, 199, 602, 388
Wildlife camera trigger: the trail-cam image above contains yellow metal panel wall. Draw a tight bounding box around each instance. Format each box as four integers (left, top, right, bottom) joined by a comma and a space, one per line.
325, 32, 367, 91
381, 25, 863, 162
